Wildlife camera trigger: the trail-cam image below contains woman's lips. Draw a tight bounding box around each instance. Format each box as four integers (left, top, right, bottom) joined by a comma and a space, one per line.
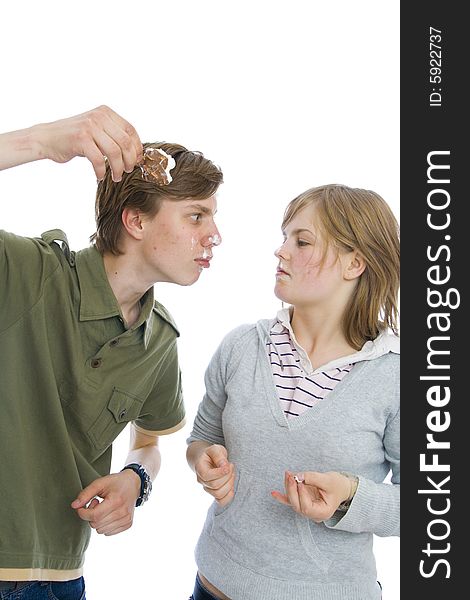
276, 267, 290, 277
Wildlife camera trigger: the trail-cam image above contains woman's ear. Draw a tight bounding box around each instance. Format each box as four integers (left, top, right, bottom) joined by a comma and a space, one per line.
343, 250, 366, 281
121, 207, 144, 241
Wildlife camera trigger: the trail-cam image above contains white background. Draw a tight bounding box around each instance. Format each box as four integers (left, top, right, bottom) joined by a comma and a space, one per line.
1, 1, 400, 598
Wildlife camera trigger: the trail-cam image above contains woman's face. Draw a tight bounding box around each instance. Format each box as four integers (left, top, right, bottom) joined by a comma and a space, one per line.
274, 205, 350, 309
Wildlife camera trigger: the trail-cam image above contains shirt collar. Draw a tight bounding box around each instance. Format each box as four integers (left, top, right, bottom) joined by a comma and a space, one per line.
74, 246, 156, 347
75, 246, 121, 320
274, 307, 400, 374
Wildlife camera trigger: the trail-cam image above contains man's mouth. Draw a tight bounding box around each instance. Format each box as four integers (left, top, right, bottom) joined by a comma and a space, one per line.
195, 257, 212, 269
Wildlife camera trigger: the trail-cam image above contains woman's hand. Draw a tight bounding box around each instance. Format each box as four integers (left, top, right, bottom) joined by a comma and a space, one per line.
271, 470, 353, 522
194, 444, 236, 507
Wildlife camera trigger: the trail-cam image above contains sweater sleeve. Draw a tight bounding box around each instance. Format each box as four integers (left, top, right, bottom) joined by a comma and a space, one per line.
187, 325, 250, 446
324, 406, 400, 537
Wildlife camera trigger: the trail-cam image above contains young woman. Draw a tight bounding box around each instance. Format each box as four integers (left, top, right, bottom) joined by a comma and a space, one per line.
187, 184, 400, 600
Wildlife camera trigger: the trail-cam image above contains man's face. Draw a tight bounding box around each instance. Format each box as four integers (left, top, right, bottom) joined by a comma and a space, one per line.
141, 195, 221, 286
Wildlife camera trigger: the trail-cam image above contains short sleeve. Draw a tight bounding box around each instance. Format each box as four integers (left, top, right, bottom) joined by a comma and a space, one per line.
0, 230, 60, 330
135, 338, 186, 435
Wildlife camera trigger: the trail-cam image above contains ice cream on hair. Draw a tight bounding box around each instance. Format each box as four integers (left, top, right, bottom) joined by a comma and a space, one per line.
140, 147, 176, 185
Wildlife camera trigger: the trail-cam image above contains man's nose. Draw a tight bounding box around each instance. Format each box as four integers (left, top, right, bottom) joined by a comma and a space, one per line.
201, 228, 222, 247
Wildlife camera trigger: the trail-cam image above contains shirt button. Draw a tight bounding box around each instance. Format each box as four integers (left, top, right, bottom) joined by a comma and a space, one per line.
90, 358, 102, 368
110, 339, 120, 347
119, 409, 127, 419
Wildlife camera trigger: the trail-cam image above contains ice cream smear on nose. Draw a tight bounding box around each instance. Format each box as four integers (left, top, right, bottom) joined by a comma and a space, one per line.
208, 234, 221, 246
195, 234, 220, 270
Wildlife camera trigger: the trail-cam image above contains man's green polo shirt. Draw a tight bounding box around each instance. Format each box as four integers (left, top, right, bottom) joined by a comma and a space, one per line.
0, 229, 185, 571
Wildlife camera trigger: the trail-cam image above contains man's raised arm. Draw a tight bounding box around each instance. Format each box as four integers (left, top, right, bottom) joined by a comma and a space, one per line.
0, 105, 143, 181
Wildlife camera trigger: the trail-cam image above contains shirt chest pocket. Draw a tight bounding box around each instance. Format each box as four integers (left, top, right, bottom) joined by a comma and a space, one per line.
87, 388, 144, 455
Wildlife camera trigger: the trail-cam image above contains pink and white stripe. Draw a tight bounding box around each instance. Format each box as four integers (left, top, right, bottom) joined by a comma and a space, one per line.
267, 320, 353, 418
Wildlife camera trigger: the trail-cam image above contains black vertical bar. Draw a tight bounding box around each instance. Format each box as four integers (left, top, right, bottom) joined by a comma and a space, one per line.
401, 2, 465, 597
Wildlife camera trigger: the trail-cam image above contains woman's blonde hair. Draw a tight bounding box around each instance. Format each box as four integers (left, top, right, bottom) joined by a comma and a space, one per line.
90, 142, 223, 255
282, 184, 400, 349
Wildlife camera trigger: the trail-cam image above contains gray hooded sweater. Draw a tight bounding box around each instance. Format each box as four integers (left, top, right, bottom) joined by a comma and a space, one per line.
188, 321, 400, 600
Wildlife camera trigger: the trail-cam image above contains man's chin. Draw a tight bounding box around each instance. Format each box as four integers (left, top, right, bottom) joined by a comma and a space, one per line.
175, 271, 202, 287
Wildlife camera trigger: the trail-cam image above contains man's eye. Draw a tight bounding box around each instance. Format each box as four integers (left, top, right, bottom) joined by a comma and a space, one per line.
190, 214, 202, 222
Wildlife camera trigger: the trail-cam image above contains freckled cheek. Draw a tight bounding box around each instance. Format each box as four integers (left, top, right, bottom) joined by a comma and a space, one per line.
151, 231, 182, 252
291, 254, 320, 275
293, 248, 316, 269
301, 266, 331, 294
170, 226, 198, 252
151, 235, 196, 259
305, 263, 321, 276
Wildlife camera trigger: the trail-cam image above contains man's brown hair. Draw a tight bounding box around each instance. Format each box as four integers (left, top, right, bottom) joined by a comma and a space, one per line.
91, 142, 223, 255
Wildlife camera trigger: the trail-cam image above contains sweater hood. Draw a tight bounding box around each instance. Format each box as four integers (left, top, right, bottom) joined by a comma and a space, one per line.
256, 315, 399, 374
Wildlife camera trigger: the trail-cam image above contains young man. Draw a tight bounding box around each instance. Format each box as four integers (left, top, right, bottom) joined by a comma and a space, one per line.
0, 106, 223, 599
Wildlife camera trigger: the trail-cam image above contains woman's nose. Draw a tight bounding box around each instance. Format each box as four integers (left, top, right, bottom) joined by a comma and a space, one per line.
275, 242, 288, 259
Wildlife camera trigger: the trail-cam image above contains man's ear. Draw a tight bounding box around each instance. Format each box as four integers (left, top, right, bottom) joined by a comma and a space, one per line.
121, 208, 144, 241
343, 250, 366, 281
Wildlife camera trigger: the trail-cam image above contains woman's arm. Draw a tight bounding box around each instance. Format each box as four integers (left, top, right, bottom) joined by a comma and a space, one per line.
325, 406, 401, 536
272, 407, 400, 537
186, 327, 251, 506
187, 441, 235, 507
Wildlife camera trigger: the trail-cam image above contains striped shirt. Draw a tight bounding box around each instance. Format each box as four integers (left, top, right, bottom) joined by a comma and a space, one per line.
268, 310, 355, 418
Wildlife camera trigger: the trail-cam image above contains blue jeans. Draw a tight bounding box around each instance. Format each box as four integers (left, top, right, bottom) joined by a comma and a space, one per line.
189, 573, 222, 600
0, 578, 85, 600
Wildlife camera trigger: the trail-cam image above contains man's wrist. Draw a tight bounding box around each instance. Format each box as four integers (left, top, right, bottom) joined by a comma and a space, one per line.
121, 466, 141, 496
121, 463, 152, 507
28, 124, 48, 161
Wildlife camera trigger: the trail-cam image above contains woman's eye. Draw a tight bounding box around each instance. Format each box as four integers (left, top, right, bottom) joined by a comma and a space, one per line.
297, 239, 309, 247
